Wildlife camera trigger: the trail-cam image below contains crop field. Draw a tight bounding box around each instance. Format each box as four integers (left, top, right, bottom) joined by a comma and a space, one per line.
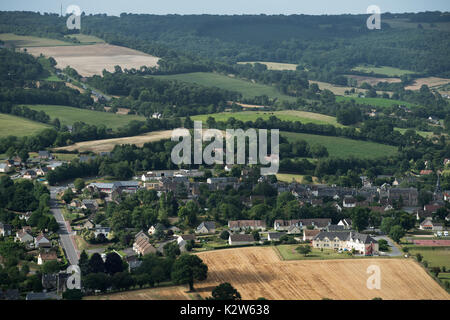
308, 80, 368, 96
24, 105, 145, 129
192, 110, 343, 127
351, 65, 416, 77
192, 247, 448, 300
237, 61, 298, 71
282, 131, 398, 159
0, 113, 50, 137
407, 247, 450, 269
275, 173, 318, 184
148, 72, 297, 102
25, 43, 160, 77
405, 77, 450, 91
336, 96, 418, 109
345, 74, 402, 86
0, 33, 72, 47
54, 130, 173, 153
64, 34, 105, 44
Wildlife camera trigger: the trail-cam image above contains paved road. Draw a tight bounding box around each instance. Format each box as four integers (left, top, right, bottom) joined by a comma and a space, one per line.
50, 188, 79, 265
373, 235, 402, 257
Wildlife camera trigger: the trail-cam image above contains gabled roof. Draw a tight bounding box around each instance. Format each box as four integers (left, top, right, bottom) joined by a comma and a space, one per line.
197, 221, 215, 231
229, 234, 254, 242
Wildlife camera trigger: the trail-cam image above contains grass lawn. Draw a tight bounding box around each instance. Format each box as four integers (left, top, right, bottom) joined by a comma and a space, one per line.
394, 128, 434, 138
275, 245, 390, 261
352, 65, 416, 77
52, 153, 80, 161
0, 33, 73, 47
0, 113, 51, 137
237, 61, 298, 71
192, 110, 344, 127
406, 247, 450, 269
23, 104, 145, 129
282, 131, 398, 159
147, 72, 297, 102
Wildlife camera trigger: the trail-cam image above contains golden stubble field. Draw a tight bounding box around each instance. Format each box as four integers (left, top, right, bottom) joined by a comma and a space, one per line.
85, 247, 449, 300
25, 43, 159, 77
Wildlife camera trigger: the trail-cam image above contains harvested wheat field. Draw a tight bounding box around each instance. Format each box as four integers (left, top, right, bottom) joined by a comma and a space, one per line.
55, 130, 173, 153
193, 247, 449, 300
346, 75, 402, 86
405, 77, 450, 91
25, 43, 159, 77
85, 286, 194, 300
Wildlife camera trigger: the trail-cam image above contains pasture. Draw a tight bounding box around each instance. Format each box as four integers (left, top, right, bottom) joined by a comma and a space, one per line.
237, 61, 298, 71
54, 130, 173, 153
275, 173, 318, 184
191, 110, 343, 127
192, 246, 448, 300
0, 113, 50, 137
148, 72, 297, 102
345, 74, 401, 87
351, 65, 416, 77
282, 131, 398, 159
336, 96, 418, 109
309, 80, 368, 96
405, 77, 450, 91
25, 43, 160, 77
407, 247, 450, 269
23, 105, 145, 129
0, 33, 72, 47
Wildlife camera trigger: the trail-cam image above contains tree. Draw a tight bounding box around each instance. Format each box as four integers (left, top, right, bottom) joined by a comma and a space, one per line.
252, 230, 260, 242
41, 260, 60, 274
163, 241, 181, 259
171, 254, 208, 291
79, 250, 89, 275
377, 239, 389, 251
88, 253, 105, 274
219, 230, 230, 240
74, 178, 85, 193
350, 207, 370, 232
296, 245, 312, 257
416, 253, 423, 262
389, 225, 405, 244
104, 252, 124, 275
83, 273, 110, 292
62, 188, 75, 204
210, 282, 241, 300
62, 289, 83, 300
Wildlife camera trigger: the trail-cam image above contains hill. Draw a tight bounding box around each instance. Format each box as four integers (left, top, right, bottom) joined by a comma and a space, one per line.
0, 113, 50, 137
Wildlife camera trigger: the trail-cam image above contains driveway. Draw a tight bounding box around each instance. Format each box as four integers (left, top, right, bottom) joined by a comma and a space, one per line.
373, 235, 402, 257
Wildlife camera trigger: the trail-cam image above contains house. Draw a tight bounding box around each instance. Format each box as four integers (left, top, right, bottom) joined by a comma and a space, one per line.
387, 187, 418, 206
0, 163, 12, 173
312, 231, 378, 255
338, 219, 352, 230
267, 232, 283, 241
148, 223, 167, 235
444, 191, 450, 202
228, 234, 255, 246
133, 236, 156, 256
18, 211, 32, 221
287, 225, 302, 234
326, 225, 345, 232
81, 199, 99, 212
343, 195, 356, 208
23, 170, 37, 179
82, 219, 95, 230
0, 222, 12, 237
424, 203, 443, 214
196, 221, 216, 234
35, 234, 51, 249
419, 218, 444, 231
69, 199, 82, 209
47, 161, 63, 171
37, 251, 58, 265
177, 234, 196, 248
79, 155, 96, 163
303, 229, 320, 241
228, 220, 266, 231
93, 225, 111, 238
135, 230, 150, 243
273, 219, 331, 231
38, 151, 52, 160
15, 228, 34, 244
36, 167, 49, 176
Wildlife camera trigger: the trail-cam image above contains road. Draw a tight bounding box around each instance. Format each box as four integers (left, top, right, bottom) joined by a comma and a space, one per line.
373, 235, 402, 257
50, 187, 79, 265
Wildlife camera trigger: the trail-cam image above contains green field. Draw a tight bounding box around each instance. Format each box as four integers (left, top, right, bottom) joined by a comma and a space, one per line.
275, 245, 390, 261
148, 72, 297, 102
395, 128, 434, 138
407, 247, 450, 269
282, 131, 398, 159
64, 34, 105, 44
0, 113, 51, 137
23, 105, 145, 129
0, 33, 73, 47
276, 173, 319, 184
192, 110, 344, 127
336, 96, 418, 108
352, 65, 416, 77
